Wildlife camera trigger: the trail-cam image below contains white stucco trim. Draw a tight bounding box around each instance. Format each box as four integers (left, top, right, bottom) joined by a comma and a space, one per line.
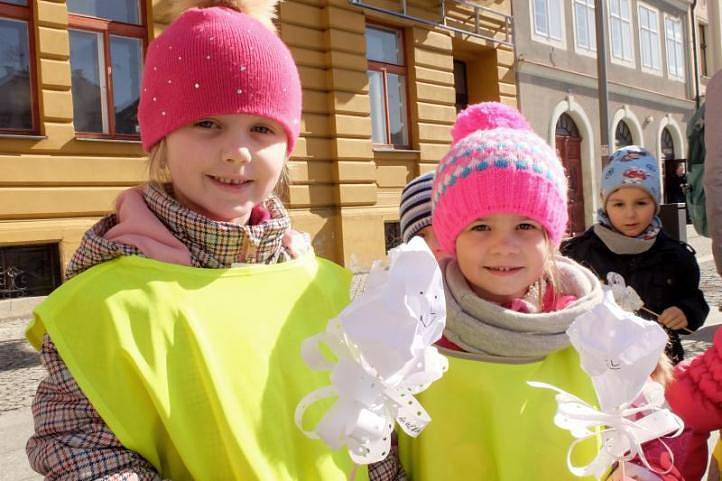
549, 96, 599, 227
516, 60, 694, 111
612, 105, 644, 148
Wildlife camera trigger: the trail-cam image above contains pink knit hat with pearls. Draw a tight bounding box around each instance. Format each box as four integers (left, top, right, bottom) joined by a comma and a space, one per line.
431, 102, 568, 256
138, 2, 301, 154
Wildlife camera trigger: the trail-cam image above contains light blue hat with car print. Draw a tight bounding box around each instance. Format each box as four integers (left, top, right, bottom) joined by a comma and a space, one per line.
601, 145, 661, 205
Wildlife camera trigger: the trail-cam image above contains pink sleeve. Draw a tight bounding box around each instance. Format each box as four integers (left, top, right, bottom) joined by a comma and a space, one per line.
667, 328, 722, 432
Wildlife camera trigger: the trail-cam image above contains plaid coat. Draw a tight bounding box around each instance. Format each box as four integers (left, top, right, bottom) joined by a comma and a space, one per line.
27, 184, 405, 480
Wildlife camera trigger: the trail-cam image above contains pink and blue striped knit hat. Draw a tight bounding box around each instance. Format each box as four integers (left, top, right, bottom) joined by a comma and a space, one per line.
431, 102, 568, 256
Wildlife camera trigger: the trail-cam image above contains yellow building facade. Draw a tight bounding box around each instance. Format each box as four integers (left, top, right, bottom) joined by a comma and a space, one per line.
0, 0, 515, 294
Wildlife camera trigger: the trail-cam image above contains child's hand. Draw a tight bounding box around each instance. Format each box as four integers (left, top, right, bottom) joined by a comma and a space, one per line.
658, 307, 688, 331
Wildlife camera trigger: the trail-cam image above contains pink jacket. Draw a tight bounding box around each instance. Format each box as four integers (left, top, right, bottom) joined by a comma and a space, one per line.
665, 328, 722, 480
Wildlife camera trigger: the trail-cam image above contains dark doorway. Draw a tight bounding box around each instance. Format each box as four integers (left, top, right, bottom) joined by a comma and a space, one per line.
453, 60, 468, 113
555, 113, 586, 237
661, 127, 687, 208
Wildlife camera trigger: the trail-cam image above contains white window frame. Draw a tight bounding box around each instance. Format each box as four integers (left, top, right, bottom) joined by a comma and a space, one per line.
637, 3, 662, 75
573, 0, 597, 57
68, 28, 110, 134
365, 25, 411, 149
530, 0, 567, 49
608, 0, 635, 67
664, 14, 685, 81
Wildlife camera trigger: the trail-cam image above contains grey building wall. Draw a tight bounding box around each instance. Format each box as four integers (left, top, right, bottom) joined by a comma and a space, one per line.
511, 0, 696, 227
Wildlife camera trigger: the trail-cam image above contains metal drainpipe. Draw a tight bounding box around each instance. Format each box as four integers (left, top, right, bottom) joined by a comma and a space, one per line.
692, 0, 701, 108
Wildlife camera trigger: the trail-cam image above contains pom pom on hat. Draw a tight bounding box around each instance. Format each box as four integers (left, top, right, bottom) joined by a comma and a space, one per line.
451, 102, 533, 144
161, 0, 279, 31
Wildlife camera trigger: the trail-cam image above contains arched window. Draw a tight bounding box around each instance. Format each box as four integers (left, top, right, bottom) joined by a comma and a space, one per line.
615, 120, 633, 148
555, 113, 581, 138
661, 127, 675, 161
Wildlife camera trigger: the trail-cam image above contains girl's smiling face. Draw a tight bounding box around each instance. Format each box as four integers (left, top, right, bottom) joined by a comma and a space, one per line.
164, 113, 287, 224
455, 214, 549, 305
605, 186, 656, 237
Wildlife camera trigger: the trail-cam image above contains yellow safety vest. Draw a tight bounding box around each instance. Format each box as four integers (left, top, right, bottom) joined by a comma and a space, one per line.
399, 347, 599, 481
27, 254, 367, 481
711, 435, 722, 481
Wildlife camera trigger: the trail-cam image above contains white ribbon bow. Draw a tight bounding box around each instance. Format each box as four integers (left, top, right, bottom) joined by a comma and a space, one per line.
295, 318, 448, 463
606, 272, 644, 313
528, 381, 684, 479
295, 237, 448, 464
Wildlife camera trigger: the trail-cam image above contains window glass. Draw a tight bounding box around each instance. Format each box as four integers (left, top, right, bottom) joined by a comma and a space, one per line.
368, 70, 387, 144
0, 17, 32, 130
67, 0, 140, 25
387, 73, 408, 147
69, 29, 106, 133
110, 35, 142, 134
365, 27, 402, 65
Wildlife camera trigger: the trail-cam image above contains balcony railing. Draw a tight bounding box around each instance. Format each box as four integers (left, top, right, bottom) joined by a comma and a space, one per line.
349, 0, 513, 47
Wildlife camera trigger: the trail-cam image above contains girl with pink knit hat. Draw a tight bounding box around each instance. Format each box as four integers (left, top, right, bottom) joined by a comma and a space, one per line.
396, 103, 681, 481
24, 1, 365, 480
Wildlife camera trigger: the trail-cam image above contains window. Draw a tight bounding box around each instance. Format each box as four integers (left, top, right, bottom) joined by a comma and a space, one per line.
574, 0, 596, 55
664, 15, 685, 80
661, 127, 674, 161
366, 26, 409, 148
638, 4, 661, 73
384, 221, 402, 253
0, 244, 61, 299
609, 0, 634, 65
556, 113, 581, 138
531, 0, 565, 46
699, 23, 709, 77
454, 60, 468, 113
0, 0, 38, 134
68, 0, 145, 138
615, 120, 633, 148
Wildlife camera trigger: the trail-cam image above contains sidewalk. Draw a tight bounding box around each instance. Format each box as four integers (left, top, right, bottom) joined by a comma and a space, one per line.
0, 316, 42, 481
0, 408, 38, 481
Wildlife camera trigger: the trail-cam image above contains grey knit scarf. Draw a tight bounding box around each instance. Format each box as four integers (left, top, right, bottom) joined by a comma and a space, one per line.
593, 223, 656, 255
442, 256, 604, 364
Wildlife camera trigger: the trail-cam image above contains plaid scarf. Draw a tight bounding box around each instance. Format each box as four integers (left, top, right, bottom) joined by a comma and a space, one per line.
66, 183, 291, 279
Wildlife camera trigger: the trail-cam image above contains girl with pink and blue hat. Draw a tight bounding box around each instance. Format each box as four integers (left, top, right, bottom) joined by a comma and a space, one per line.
394, 102, 681, 481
